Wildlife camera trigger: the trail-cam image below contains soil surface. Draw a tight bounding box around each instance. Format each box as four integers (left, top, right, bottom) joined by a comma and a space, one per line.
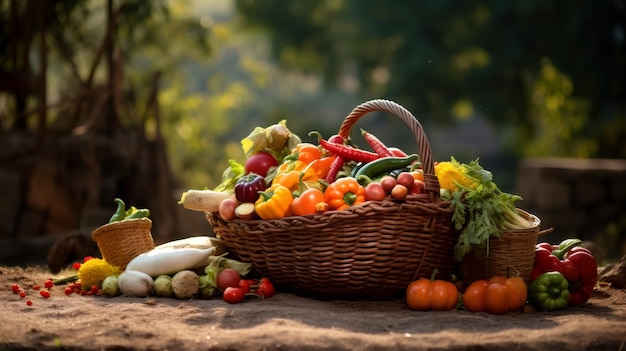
1, 266, 625, 351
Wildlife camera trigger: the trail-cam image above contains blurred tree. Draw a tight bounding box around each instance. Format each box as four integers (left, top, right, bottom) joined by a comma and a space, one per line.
234, 0, 626, 158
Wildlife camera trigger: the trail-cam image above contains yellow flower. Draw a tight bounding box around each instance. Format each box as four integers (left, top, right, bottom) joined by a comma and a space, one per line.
77, 258, 120, 289
435, 161, 478, 192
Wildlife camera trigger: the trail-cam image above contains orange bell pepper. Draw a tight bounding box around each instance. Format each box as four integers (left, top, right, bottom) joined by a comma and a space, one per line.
324, 176, 365, 211
273, 161, 321, 192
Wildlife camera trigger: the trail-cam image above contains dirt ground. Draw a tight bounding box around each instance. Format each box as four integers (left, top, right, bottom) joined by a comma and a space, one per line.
1, 265, 625, 351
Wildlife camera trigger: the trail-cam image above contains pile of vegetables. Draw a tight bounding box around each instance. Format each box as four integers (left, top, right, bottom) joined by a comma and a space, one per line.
405, 237, 598, 314
179, 122, 428, 221
52, 199, 276, 304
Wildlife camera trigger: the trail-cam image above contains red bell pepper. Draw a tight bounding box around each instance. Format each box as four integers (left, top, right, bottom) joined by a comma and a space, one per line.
530, 238, 597, 306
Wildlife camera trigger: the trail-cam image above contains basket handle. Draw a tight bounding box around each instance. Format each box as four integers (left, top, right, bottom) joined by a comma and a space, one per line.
338, 99, 441, 199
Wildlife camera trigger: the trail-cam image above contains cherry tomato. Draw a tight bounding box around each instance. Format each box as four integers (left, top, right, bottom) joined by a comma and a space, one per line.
44, 279, 54, 289
364, 182, 386, 201
223, 287, 245, 304
11, 284, 20, 294
257, 278, 275, 298
40, 290, 51, 298
244, 151, 278, 177
238, 279, 254, 294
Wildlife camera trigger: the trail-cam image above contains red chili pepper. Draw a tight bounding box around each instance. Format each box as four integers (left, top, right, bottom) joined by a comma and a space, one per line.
530, 238, 597, 306
318, 137, 380, 163
361, 129, 394, 157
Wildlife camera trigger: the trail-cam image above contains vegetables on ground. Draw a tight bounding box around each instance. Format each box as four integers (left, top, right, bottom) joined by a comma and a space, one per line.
178, 189, 232, 213
154, 275, 174, 297
125, 247, 215, 277
406, 271, 459, 311
118, 270, 154, 297
528, 271, 570, 311
101, 275, 121, 297
171, 270, 199, 299
530, 238, 597, 306
256, 277, 275, 298
462, 276, 528, 314
77, 257, 121, 290
216, 268, 241, 291
254, 183, 294, 220
223, 287, 245, 304
436, 157, 532, 260
234, 173, 266, 203
324, 176, 365, 210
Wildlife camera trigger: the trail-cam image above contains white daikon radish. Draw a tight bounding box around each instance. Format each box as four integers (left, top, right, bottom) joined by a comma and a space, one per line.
126, 246, 215, 277
154, 236, 224, 252
178, 189, 232, 212
118, 270, 154, 297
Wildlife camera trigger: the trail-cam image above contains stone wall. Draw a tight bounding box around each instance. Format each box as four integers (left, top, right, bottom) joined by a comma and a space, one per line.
516, 157, 626, 263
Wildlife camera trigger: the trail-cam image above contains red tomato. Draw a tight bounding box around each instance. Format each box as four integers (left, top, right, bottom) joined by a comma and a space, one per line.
244, 151, 278, 177
216, 268, 241, 291
223, 287, 245, 304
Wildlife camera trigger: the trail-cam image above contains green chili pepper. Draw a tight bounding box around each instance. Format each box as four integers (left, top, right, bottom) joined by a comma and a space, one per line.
125, 208, 151, 219
354, 154, 419, 181
528, 271, 570, 311
108, 198, 126, 223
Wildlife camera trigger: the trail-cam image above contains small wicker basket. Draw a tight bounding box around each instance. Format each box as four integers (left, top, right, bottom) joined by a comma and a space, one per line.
91, 217, 155, 269
207, 99, 458, 299
460, 209, 542, 284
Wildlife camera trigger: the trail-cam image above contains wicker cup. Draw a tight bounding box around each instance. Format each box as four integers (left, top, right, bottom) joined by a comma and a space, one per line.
91, 217, 155, 269
207, 99, 458, 299
460, 209, 541, 284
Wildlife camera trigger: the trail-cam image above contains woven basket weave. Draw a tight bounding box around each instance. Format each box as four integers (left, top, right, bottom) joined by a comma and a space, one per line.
460, 209, 541, 284
91, 218, 155, 269
207, 99, 458, 299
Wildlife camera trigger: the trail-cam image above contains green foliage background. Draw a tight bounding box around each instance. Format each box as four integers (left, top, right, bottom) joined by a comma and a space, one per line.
2, 0, 625, 192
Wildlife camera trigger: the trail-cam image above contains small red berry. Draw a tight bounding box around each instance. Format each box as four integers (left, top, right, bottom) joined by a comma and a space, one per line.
44, 279, 54, 289
33, 285, 41, 290
40, 290, 51, 298
19, 291, 26, 298
11, 284, 20, 294
72, 262, 81, 270
83, 256, 94, 262
26, 300, 33, 306
64, 287, 73, 296
90, 285, 99, 294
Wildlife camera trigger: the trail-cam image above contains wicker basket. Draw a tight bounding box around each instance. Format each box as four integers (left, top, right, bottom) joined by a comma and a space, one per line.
91, 218, 155, 269
206, 99, 458, 299
460, 209, 542, 284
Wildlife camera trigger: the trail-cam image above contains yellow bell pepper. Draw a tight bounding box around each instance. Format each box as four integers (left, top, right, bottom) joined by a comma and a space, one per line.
255, 184, 294, 220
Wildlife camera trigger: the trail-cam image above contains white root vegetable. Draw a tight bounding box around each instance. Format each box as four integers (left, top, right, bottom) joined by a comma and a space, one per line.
154, 236, 222, 251
118, 270, 154, 297
171, 270, 200, 299
126, 246, 215, 277
179, 189, 232, 212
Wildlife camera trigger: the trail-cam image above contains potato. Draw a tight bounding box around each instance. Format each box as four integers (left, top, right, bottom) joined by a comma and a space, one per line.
219, 198, 238, 221
235, 202, 257, 220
